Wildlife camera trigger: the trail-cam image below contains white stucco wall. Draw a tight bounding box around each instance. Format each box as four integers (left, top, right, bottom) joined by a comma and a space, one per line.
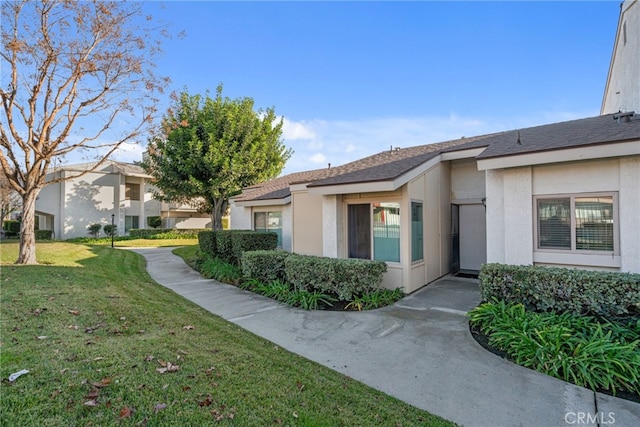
486, 157, 640, 273
322, 195, 341, 258
230, 202, 292, 251
602, 0, 640, 114
229, 202, 252, 230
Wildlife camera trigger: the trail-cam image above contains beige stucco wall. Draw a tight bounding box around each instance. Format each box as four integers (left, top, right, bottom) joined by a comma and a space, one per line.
451, 158, 485, 202
602, 0, 639, 114
292, 191, 323, 256
486, 156, 640, 273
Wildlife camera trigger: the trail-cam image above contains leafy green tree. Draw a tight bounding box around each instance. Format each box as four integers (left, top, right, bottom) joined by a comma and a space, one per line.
143, 86, 292, 230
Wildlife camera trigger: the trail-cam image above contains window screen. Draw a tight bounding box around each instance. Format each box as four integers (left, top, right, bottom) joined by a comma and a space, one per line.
537, 198, 571, 249
575, 196, 613, 251
348, 204, 371, 259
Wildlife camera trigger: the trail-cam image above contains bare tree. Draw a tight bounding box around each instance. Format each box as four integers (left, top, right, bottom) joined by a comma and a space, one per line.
0, 0, 169, 263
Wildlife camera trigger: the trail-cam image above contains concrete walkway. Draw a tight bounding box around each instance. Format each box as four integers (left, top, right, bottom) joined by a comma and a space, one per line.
130, 247, 640, 427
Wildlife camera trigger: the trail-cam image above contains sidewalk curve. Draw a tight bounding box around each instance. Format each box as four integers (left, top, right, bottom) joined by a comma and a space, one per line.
129, 247, 640, 427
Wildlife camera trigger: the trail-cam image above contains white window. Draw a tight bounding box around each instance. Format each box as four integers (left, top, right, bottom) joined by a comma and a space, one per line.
535, 193, 617, 253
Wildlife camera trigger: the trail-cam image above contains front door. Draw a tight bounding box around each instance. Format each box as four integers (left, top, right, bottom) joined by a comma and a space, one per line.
458, 204, 487, 273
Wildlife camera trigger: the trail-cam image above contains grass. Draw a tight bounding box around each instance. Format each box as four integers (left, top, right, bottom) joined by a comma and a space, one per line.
1, 241, 453, 426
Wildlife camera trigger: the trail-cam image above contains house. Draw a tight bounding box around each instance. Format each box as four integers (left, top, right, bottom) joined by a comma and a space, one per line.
231, 1, 640, 293
231, 114, 640, 293
36, 160, 213, 239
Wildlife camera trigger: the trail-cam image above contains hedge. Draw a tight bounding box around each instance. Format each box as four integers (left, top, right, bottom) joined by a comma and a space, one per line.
284, 254, 387, 301
231, 232, 278, 264
35, 230, 53, 240
198, 231, 216, 256
128, 228, 206, 239
3, 220, 21, 236
479, 263, 640, 317
241, 250, 290, 283
198, 230, 276, 264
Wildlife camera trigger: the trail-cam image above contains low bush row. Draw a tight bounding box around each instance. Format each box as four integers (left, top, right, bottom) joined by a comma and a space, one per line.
198, 230, 278, 265
469, 300, 640, 396
241, 250, 388, 302
129, 228, 206, 239
479, 263, 640, 317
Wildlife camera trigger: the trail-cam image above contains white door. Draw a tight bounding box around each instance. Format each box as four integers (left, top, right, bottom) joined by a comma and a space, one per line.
459, 204, 487, 272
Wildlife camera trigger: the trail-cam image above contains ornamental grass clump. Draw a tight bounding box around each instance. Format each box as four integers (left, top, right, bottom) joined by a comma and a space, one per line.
469, 300, 640, 396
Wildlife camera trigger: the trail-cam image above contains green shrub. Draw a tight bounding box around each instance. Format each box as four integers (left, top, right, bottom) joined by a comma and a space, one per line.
284, 254, 387, 301
87, 223, 102, 238
231, 232, 278, 264
346, 288, 404, 311
241, 250, 290, 283
469, 301, 640, 396
196, 255, 241, 284
103, 224, 117, 237
146, 216, 162, 228
215, 230, 266, 264
198, 231, 217, 257
128, 228, 205, 239
35, 230, 53, 240
3, 220, 21, 237
479, 263, 640, 317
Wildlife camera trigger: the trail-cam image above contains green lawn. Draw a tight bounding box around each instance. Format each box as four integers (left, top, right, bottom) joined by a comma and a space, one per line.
0, 242, 454, 426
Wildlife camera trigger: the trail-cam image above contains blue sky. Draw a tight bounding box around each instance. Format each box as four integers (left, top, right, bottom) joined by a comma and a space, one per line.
112, 1, 622, 175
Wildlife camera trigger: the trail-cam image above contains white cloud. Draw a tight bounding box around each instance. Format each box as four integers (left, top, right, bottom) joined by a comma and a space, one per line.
309, 153, 327, 164
281, 117, 316, 140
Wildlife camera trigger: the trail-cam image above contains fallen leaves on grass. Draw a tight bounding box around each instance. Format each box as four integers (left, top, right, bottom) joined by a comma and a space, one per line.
183, 325, 194, 330
156, 360, 179, 374
69, 309, 80, 316
33, 308, 46, 316
154, 403, 167, 413
119, 406, 134, 418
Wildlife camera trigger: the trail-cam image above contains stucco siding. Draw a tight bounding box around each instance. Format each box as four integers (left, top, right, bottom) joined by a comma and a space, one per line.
486, 157, 640, 273
229, 203, 252, 230
451, 158, 485, 202
602, 0, 639, 114
618, 156, 640, 272
502, 167, 534, 266
485, 169, 506, 264
292, 191, 323, 256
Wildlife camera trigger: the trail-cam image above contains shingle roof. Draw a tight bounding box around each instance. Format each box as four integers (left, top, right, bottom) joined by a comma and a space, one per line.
472, 113, 640, 159
235, 112, 640, 203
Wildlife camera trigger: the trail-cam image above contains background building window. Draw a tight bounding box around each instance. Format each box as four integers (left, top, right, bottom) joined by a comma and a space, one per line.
254, 211, 282, 247
536, 194, 615, 252
348, 202, 400, 262
125, 215, 139, 232
125, 183, 140, 201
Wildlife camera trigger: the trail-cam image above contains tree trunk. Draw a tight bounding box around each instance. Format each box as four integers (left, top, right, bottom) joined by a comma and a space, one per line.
17, 190, 40, 264
210, 198, 228, 231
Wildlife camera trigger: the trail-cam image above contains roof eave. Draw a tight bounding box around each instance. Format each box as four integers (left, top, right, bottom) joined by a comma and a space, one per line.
477, 140, 640, 171
232, 195, 292, 207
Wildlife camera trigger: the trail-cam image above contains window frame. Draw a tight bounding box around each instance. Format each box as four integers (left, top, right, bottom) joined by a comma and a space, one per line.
411, 200, 424, 263
125, 182, 140, 201
253, 210, 283, 248
533, 192, 619, 256
346, 201, 401, 264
